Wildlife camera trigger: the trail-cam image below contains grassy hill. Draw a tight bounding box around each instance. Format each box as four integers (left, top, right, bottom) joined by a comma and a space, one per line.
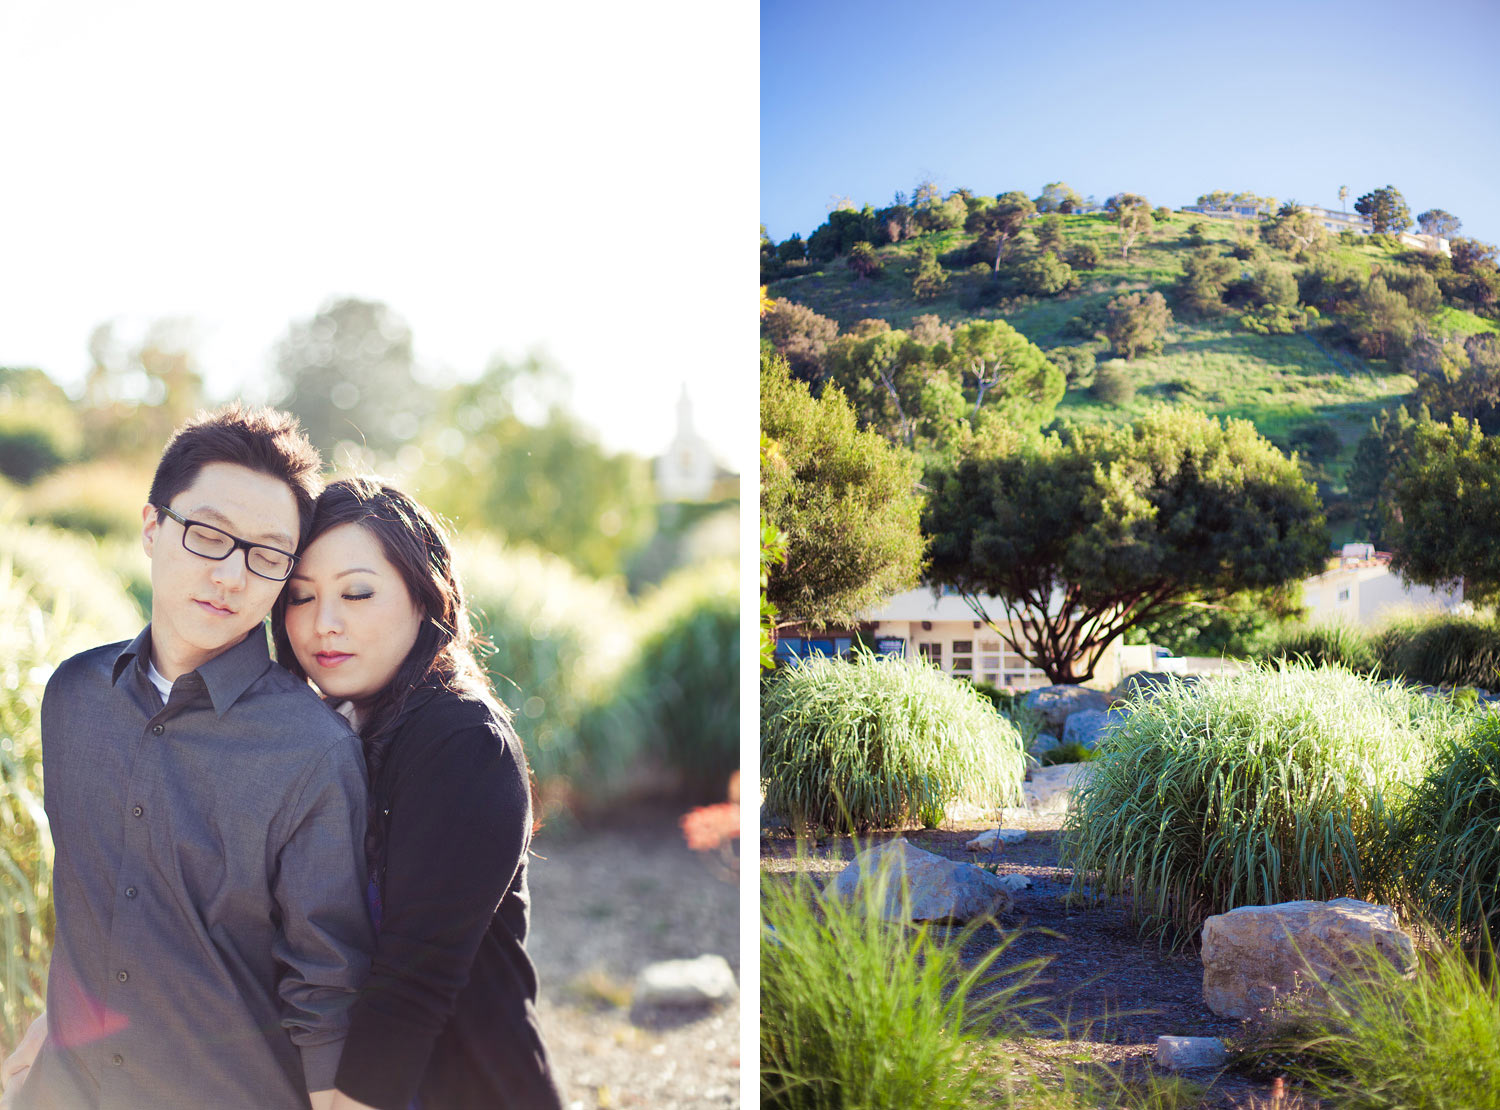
765, 211, 1497, 541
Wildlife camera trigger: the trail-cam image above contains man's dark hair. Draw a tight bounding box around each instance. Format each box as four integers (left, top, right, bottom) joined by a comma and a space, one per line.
147, 404, 324, 542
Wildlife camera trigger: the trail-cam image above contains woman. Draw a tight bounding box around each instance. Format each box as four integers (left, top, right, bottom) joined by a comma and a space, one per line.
273, 477, 564, 1110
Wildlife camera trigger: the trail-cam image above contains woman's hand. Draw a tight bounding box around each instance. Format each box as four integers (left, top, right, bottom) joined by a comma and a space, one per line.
1, 1011, 47, 1101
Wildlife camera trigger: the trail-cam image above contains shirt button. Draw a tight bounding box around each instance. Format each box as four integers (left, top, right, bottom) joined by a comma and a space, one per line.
132, 806, 144, 818
151, 724, 164, 735
117, 970, 129, 983
112, 1054, 124, 1066
125, 886, 137, 899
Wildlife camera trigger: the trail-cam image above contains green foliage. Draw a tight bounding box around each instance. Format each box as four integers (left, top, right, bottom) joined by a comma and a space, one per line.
1252, 931, 1500, 1109
1416, 209, 1461, 238
1260, 207, 1330, 258
1034, 214, 1066, 255
1105, 193, 1154, 261
1408, 331, 1500, 431
949, 318, 1065, 431
1034, 182, 1084, 214
1089, 359, 1135, 405
1386, 416, 1500, 603
1104, 291, 1172, 360
455, 533, 634, 793
1047, 345, 1096, 388
760, 351, 925, 628
760, 652, 1027, 831
1264, 622, 1380, 673
1395, 714, 1500, 947
1354, 185, 1413, 235
1061, 664, 1456, 947
964, 191, 1035, 271
1348, 403, 1428, 544
1351, 277, 1417, 360
1176, 247, 1237, 315
909, 245, 948, 300
1040, 741, 1097, 766
761, 510, 788, 672
1066, 241, 1101, 270
924, 407, 1328, 684
762, 298, 840, 386
0, 407, 78, 485
847, 241, 882, 280
1015, 251, 1074, 297
20, 459, 155, 541
1124, 586, 1298, 659
760, 856, 1046, 1110
583, 561, 737, 801
1240, 302, 1314, 335
1374, 610, 1500, 689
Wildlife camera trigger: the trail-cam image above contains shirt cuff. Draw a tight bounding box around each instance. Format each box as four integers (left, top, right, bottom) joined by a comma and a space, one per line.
301, 1037, 346, 1094
334, 1009, 439, 1110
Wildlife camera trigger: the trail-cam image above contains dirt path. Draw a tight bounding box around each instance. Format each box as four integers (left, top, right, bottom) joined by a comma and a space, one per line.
763, 812, 1295, 1109
528, 803, 741, 1109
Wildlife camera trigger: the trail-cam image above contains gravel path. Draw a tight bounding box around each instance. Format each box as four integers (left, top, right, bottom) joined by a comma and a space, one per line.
528, 803, 741, 1109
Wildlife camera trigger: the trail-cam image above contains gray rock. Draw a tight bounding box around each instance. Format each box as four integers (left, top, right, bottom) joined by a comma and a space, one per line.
634, 954, 737, 1008
1023, 685, 1111, 735
1023, 761, 1096, 814
831, 838, 1014, 922
1109, 670, 1200, 704
964, 828, 1028, 851
1201, 898, 1416, 1020
1156, 1036, 1227, 1070
1028, 732, 1060, 759
1061, 707, 1129, 750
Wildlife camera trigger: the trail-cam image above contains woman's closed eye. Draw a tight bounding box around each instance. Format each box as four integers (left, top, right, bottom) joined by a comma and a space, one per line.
287, 594, 313, 606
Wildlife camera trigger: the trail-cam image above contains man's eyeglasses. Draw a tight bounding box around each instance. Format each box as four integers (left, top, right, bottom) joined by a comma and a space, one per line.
153, 505, 299, 582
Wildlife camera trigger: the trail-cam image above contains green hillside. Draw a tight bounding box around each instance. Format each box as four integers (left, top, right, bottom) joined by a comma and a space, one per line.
763, 206, 1499, 540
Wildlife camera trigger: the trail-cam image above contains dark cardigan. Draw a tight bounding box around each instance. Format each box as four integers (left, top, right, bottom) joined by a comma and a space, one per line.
333, 687, 564, 1110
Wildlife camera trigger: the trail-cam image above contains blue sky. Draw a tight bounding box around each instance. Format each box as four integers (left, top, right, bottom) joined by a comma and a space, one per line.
762, 0, 1500, 248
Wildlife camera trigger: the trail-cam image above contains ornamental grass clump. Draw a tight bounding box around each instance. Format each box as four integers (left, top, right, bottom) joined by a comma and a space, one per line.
1394, 712, 1500, 949
1062, 663, 1457, 948
760, 858, 1047, 1110
1373, 610, 1500, 689
761, 652, 1028, 831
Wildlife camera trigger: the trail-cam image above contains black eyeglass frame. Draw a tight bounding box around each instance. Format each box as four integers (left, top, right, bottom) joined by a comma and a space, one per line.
152, 504, 300, 582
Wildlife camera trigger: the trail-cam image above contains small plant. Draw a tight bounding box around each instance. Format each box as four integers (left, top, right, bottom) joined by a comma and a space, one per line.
761, 652, 1028, 831
1061, 663, 1457, 947
1039, 741, 1097, 766
761, 853, 1049, 1110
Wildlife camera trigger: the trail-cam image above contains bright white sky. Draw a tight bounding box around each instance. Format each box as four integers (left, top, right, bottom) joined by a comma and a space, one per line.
0, 1, 756, 470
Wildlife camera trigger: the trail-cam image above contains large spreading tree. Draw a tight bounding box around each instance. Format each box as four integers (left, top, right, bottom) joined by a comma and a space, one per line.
924, 407, 1328, 683
1354, 186, 1412, 235
761, 349, 925, 630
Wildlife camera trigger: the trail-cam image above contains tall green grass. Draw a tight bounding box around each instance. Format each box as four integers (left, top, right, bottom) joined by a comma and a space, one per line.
761, 858, 1047, 1110
1374, 611, 1500, 689
1061, 664, 1461, 947
1394, 714, 1500, 949
761, 653, 1028, 831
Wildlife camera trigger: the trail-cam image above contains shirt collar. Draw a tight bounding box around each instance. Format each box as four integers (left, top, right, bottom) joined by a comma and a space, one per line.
112, 623, 275, 716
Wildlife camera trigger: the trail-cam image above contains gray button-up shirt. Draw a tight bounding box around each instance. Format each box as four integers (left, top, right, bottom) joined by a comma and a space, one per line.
19, 626, 373, 1110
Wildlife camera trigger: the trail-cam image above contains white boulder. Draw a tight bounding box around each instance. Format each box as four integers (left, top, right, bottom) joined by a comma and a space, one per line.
634, 954, 737, 1008
831, 838, 1014, 922
1156, 1036, 1226, 1071
1201, 898, 1416, 1020
1023, 761, 1096, 814
965, 828, 1028, 851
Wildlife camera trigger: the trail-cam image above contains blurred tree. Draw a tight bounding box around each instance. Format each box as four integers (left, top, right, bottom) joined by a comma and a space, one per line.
776, 233, 807, 262
1105, 291, 1172, 359
910, 245, 948, 300
965, 191, 1035, 273
271, 298, 428, 458
0, 368, 81, 483
1034, 182, 1083, 214
1348, 403, 1430, 544
760, 350, 924, 629
949, 319, 1064, 425
1354, 186, 1412, 235
1016, 251, 1074, 297
924, 408, 1327, 683
846, 241, 882, 280
1034, 214, 1066, 255
1261, 205, 1329, 258
761, 298, 839, 387
80, 319, 206, 462
1177, 247, 1238, 315
1106, 193, 1154, 261
1416, 209, 1461, 238
1351, 278, 1417, 360
418, 355, 655, 579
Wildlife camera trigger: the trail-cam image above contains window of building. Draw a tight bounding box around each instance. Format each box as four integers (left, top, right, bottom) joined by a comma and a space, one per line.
918, 642, 942, 666
951, 640, 973, 678
1337, 588, 1350, 602
978, 639, 1001, 685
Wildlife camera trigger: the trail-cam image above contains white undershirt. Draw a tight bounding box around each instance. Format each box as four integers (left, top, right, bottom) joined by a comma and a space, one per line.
146, 660, 174, 701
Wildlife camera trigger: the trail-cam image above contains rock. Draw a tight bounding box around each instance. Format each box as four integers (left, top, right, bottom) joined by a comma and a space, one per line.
1156, 1036, 1227, 1071
1028, 732, 1060, 759
831, 838, 1014, 922
634, 955, 737, 1008
1023, 685, 1111, 735
1023, 761, 1096, 814
1201, 898, 1416, 1020
1109, 671, 1200, 704
943, 798, 994, 824
995, 873, 1032, 892
965, 828, 1028, 851
1061, 707, 1129, 750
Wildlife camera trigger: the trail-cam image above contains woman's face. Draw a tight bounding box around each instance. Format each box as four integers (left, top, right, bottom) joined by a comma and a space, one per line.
284, 522, 425, 707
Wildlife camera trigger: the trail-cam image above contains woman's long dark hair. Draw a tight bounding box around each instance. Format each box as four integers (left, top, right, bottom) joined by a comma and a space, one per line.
271, 476, 528, 875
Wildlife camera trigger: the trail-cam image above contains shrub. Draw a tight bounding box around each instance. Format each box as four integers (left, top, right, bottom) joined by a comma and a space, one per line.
1046, 345, 1096, 388
0, 397, 81, 484
1373, 611, 1500, 689
761, 856, 1046, 1110
1395, 714, 1500, 947
1090, 359, 1136, 405
1016, 251, 1074, 297
1062, 664, 1455, 947
909, 245, 948, 300
1263, 622, 1379, 673
847, 241, 881, 280
1104, 291, 1172, 360
761, 652, 1027, 831
579, 560, 737, 801
0, 521, 146, 639
1040, 741, 1097, 766
21, 459, 156, 541
455, 534, 633, 794
1066, 241, 1101, 270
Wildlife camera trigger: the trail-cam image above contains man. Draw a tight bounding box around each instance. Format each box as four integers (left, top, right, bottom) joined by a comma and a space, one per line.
9, 405, 372, 1110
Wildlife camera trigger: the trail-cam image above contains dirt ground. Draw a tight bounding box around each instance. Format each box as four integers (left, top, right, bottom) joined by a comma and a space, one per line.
762, 812, 1302, 1109
527, 802, 741, 1109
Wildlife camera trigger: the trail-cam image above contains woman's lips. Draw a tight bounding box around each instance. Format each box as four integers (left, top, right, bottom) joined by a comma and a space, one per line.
315, 651, 353, 668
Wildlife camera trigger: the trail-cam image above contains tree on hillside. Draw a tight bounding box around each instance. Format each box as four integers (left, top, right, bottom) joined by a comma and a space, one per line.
924, 407, 1328, 683
1104, 291, 1172, 359
1409, 332, 1500, 432
847, 241, 882, 279
760, 350, 925, 630
1416, 209, 1461, 238
1348, 403, 1430, 545
1016, 251, 1075, 297
965, 191, 1036, 273
1350, 278, 1417, 360
761, 298, 839, 386
1035, 182, 1084, 214
1354, 186, 1412, 235
1177, 247, 1238, 315
949, 319, 1065, 423
910, 245, 948, 300
1106, 193, 1154, 261
1035, 214, 1066, 255
1261, 205, 1329, 258
1386, 415, 1500, 603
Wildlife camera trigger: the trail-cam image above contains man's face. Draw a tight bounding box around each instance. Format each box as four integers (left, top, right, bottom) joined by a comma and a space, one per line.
142, 461, 300, 679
